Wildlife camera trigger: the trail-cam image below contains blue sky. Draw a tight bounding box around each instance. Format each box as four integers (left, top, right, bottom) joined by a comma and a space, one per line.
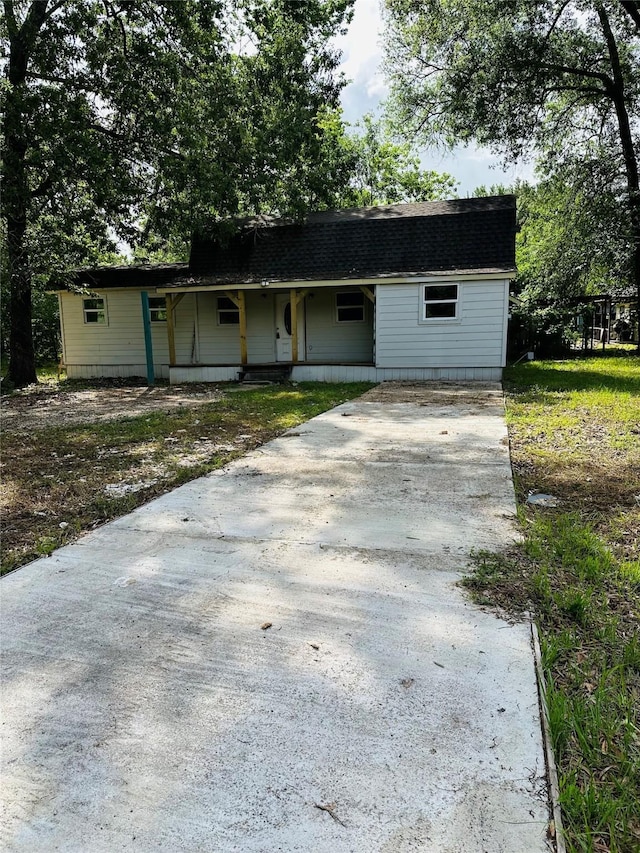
333, 0, 534, 196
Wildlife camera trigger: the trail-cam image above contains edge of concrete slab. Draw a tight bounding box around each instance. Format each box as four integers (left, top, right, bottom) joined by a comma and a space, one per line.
531, 621, 567, 853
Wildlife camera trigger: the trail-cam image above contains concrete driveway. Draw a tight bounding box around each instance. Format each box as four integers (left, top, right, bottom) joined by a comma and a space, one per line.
1, 384, 550, 852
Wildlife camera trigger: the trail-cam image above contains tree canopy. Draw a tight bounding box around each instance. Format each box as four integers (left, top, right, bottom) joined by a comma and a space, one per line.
383, 0, 640, 343
1, 0, 354, 386
321, 112, 457, 207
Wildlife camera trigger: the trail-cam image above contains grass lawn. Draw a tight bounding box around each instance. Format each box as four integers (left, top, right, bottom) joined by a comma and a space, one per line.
463, 348, 640, 853
1, 379, 372, 575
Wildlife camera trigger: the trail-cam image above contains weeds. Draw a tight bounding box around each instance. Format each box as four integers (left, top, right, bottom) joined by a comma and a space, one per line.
463, 352, 640, 853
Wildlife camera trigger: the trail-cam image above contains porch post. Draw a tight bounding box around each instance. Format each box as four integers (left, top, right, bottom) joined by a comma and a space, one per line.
140, 291, 155, 386
238, 290, 248, 365
290, 288, 298, 363
166, 294, 176, 365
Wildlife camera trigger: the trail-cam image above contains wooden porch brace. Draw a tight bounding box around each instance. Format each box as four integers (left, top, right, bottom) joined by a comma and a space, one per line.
224, 290, 248, 365
359, 285, 375, 303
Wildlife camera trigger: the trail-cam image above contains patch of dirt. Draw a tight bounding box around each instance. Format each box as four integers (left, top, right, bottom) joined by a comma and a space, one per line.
1, 381, 225, 431
359, 380, 504, 405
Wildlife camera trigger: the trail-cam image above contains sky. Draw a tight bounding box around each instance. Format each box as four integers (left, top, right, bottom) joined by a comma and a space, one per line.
333, 0, 535, 197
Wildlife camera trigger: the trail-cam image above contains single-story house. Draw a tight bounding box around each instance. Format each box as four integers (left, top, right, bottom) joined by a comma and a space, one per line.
54, 195, 517, 383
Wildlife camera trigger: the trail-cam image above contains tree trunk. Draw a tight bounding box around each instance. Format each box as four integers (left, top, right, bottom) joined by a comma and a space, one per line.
6, 214, 37, 387
597, 4, 640, 350
3, 0, 49, 387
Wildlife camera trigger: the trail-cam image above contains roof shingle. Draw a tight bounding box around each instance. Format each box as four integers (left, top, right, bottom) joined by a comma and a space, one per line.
187, 196, 517, 284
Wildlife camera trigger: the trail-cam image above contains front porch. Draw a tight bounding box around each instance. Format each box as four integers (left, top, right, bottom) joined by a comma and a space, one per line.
160, 284, 376, 372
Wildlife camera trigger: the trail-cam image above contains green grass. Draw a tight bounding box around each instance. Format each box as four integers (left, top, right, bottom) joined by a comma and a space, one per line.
1, 381, 372, 575
462, 351, 640, 853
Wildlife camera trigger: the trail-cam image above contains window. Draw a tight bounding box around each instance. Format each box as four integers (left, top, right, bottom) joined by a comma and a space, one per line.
423, 284, 459, 320
148, 296, 167, 322
83, 296, 107, 324
336, 290, 365, 323
217, 296, 240, 325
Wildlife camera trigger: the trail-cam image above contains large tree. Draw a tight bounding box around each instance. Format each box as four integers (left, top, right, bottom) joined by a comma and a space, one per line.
1, 0, 353, 386
383, 0, 640, 343
327, 112, 457, 207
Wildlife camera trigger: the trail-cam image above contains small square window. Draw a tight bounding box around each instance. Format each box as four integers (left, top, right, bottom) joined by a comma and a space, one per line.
83, 296, 107, 324
336, 291, 365, 323
423, 284, 458, 320
148, 296, 167, 322
217, 296, 240, 325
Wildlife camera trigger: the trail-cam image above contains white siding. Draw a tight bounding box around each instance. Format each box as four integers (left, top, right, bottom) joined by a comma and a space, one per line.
375, 280, 509, 368
170, 366, 240, 383
168, 364, 502, 383
60, 290, 169, 378
305, 288, 373, 363
185, 292, 276, 364
290, 365, 502, 382
246, 292, 277, 363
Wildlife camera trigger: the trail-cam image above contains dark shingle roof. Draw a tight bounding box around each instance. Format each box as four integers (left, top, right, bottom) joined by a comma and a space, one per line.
186, 196, 517, 285
53, 262, 189, 290
52, 197, 517, 291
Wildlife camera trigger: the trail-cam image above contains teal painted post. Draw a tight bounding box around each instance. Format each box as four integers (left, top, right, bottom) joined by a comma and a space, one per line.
140, 291, 155, 386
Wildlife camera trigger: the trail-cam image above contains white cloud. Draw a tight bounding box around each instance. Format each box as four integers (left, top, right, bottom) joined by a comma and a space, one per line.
335, 0, 383, 80
333, 0, 535, 194
333, 0, 388, 121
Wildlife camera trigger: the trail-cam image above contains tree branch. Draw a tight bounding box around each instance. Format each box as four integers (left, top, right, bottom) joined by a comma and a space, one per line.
619, 0, 640, 31
596, 3, 639, 194
102, 0, 129, 59
30, 174, 54, 199
546, 83, 609, 98
543, 0, 574, 46
3, 0, 18, 39
42, 0, 67, 22
539, 61, 614, 90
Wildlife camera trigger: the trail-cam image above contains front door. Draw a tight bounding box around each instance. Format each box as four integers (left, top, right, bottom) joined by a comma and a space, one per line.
275, 294, 305, 361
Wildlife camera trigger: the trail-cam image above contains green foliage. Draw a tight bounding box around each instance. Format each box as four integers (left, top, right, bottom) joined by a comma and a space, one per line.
463, 354, 640, 852
331, 113, 457, 207
383, 0, 640, 345
1, 0, 355, 383
517, 178, 629, 295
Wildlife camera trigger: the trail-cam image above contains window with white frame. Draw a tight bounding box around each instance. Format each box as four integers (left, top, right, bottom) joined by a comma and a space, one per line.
217, 296, 240, 325
422, 284, 459, 320
148, 296, 167, 322
82, 296, 107, 324
336, 290, 365, 323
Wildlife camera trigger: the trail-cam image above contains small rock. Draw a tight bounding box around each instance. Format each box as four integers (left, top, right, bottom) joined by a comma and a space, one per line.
526, 493, 559, 508
59, 521, 69, 529
261, 622, 272, 631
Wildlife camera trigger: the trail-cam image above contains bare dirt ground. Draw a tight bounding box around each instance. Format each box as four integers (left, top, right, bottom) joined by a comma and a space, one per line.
1, 381, 225, 432
359, 380, 503, 405
2, 380, 505, 432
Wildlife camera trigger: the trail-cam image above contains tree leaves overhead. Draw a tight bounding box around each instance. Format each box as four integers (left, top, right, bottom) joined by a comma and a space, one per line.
334, 113, 457, 207
1, 0, 354, 384
384, 1, 638, 160
383, 0, 640, 343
